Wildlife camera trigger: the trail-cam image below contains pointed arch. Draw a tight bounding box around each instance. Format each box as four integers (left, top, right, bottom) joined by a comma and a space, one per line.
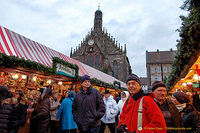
87, 55, 94, 67
112, 60, 118, 78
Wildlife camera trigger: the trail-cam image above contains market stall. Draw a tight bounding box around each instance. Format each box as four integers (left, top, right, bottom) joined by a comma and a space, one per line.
0, 25, 127, 97
170, 56, 200, 93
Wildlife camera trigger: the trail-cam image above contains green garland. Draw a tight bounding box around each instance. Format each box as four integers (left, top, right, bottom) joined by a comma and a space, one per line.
90, 78, 115, 89
0, 53, 79, 78
166, 0, 200, 91
113, 81, 121, 89
121, 87, 128, 91
0, 53, 53, 74
0, 53, 125, 89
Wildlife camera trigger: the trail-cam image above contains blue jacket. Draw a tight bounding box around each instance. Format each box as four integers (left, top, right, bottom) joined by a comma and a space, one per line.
56, 97, 77, 130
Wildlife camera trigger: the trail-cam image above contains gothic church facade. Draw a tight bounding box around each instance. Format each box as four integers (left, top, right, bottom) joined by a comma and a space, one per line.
70, 8, 132, 82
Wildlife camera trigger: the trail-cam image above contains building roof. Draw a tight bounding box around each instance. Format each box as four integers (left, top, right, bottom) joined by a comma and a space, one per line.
139, 77, 148, 85
146, 49, 176, 64
0, 25, 126, 88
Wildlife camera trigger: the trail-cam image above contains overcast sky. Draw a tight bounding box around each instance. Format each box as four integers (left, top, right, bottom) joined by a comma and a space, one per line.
0, 0, 188, 77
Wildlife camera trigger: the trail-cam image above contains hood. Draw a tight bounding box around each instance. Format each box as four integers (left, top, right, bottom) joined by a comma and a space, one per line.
121, 91, 129, 99
40, 87, 51, 100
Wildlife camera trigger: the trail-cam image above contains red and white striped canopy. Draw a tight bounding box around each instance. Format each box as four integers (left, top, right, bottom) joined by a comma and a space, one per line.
0, 25, 126, 88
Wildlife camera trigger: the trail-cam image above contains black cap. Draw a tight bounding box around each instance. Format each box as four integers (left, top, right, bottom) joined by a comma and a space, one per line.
104, 90, 110, 94
81, 75, 90, 84
152, 81, 166, 92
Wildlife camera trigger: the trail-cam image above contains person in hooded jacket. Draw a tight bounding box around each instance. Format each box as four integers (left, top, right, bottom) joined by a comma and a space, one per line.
0, 86, 13, 133
171, 91, 200, 133
8, 90, 27, 133
117, 91, 129, 117
100, 90, 118, 133
56, 91, 77, 133
29, 86, 52, 133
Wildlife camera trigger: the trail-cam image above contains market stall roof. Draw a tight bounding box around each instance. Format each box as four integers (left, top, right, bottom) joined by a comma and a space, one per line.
171, 56, 200, 92
0, 25, 127, 88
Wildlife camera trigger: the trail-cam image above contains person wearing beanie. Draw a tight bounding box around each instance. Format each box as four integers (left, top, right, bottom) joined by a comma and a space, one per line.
171, 91, 200, 133
0, 86, 13, 133
57, 91, 77, 133
152, 81, 184, 133
72, 74, 105, 133
117, 74, 167, 133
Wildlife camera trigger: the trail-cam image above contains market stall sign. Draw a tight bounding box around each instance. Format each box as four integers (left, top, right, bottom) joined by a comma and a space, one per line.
56, 63, 76, 78
193, 83, 199, 88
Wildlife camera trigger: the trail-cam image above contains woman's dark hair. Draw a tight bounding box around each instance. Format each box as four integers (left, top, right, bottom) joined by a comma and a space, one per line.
17, 90, 24, 103
0, 86, 11, 105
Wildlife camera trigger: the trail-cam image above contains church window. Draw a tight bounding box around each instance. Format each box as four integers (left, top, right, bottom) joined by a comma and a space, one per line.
112, 60, 118, 78
95, 56, 100, 68
87, 55, 94, 67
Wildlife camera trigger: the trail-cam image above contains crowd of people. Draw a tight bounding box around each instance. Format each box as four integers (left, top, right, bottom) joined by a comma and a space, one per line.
0, 74, 200, 133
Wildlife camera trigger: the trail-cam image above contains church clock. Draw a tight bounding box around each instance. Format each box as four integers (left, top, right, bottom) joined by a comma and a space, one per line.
88, 39, 94, 45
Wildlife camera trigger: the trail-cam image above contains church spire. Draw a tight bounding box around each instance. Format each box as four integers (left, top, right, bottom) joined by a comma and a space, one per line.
94, 4, 103, 32
70, 47, 73, 57
98, 3, 100, 10
124, 44, 127, 53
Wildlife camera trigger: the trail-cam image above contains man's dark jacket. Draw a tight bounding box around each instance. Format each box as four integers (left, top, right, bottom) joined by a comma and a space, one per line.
8, 103, 27, 129
0, 103, 12, 133
155, 99, 184, 133
29, 94, 50, 133
72, 86, 105, 131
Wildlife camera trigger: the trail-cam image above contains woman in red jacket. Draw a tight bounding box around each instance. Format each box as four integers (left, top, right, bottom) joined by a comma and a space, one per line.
117, 74, 167, 133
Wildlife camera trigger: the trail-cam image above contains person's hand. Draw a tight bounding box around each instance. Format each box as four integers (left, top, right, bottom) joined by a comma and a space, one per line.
27, 119, 30, 124
117, 124, 128, 133
57, 103, 61, 106
56, 119, 59, 122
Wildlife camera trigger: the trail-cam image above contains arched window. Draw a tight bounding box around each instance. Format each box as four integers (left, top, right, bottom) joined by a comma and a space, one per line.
87, 55, 94, 67
95, 56, 100, 68
112, 60, 118, 78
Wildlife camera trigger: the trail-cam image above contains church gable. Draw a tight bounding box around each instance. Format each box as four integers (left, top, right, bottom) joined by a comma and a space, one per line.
70, 7, 132, 82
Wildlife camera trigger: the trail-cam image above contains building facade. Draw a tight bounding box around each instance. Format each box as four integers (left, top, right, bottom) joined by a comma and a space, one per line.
70, 8, 131, 82
140, 77, 148, 92
146, 49, 176, 88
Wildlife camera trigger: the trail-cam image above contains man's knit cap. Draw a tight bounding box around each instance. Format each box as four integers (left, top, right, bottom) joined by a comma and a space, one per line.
126, 74, 141, 85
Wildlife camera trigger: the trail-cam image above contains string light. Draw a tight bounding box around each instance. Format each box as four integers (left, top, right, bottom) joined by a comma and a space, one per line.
12, 73, 19, 79
22, 75, 27, 79
182, 83, 187, 87
47, 79, 51, 84
32, 76, 37, 81
58, 81, 62, 85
